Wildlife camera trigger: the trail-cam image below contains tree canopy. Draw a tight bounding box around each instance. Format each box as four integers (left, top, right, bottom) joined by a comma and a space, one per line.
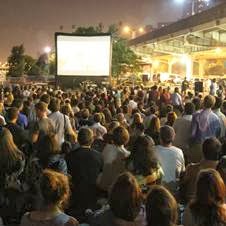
7, 44, 25, 77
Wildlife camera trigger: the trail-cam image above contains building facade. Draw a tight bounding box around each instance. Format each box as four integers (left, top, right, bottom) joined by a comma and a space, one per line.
183, 0, 224, 18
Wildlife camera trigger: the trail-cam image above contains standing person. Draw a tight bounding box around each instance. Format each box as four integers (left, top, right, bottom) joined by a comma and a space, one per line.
0, 127, 25, 190
190, 95, 221, 162
171, 87, 183, 114
173, 102, 195, 155
5, 107, 28, 150
20, 169, 79, 226
31, 102, 55, 144
213, 96, 226, 139
160, 88, 171, 106
210, 78, 218, 96
155, 126, 185, 193
48, 98, 75, 146
11, 99, 28, 129
183, 169, 226, 226
66, 128, 103, 219
181, 77, 189, 95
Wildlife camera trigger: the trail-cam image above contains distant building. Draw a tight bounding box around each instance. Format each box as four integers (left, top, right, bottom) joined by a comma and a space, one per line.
183, 0, 224, 18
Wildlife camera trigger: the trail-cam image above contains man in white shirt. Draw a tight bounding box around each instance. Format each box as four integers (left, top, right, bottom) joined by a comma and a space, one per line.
171, 87, 182, 107
91, 113, 107, 139
48, 98, 75, 146
155, 125, 185, 192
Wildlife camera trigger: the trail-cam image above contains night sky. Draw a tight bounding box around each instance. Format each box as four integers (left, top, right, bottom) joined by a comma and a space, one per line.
0, 0, 182, 62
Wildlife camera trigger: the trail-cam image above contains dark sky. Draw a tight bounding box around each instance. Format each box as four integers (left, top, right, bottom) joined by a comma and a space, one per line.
0, 0, 182, 62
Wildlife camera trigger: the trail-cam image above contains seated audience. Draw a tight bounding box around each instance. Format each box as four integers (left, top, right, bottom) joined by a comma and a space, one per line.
90, 172, 144, 226
183, 169, 226, 226
20, 169, 79, 226
180, 137, 221, 203
129, 135, 163, 193
155, 126, 185, 192
146, 185, 179, 226
98, 126, 130, 191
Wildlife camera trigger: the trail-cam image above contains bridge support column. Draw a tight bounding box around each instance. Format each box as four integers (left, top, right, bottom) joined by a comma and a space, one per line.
199, 59, 205, 78
185, 56, 193, 81
168, 60, 173, 74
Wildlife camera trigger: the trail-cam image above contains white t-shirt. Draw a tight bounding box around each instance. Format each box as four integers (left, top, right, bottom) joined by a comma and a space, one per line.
102, 144, 130, 164
48, 111, 72, 145
155, 145, 185, 183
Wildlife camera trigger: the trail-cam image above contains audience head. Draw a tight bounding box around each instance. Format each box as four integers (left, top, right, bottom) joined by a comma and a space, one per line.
77, 128, 93, 147
213, 96, 223, 110
133, 135, 158, 177
35, 101, 48, 118
191, 169, 225, 222
166, 112, 177, 127
12, 98, 23, 111
160, 126, 175, 146
49, 98, 60, 112
7, 107, 19, 122
184, 102, 195, 115
203, 95, 215, 109
113, 126, 129, 146
109, 172, 142, 221
146, 185, 178, 226
93, 113, 102, 123
40, 169, 70, 209
202, 137, 221, 161
40, 94, 50, 105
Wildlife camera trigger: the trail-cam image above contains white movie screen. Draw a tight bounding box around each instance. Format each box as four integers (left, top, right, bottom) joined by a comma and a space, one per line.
56, 35, 111, 76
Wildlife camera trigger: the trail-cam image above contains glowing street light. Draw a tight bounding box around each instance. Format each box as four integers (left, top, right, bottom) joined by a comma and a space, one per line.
44, 46, 51, 54
123, 26, 145, 39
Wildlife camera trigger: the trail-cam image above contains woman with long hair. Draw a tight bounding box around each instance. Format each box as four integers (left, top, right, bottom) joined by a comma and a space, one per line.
129, 135, 163, 193
0, 127, 24, 189
145, 116, 161, 145
36, 134, 67, 175
146, 185, 178, 226
91, 172, 144, 226
20, 169, 79, 226
183, 169, 226, 226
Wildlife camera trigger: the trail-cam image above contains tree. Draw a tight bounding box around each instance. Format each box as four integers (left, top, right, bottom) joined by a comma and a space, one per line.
24, 55, 36, 74
7, 44, 25, 77
73, 24, 141, 77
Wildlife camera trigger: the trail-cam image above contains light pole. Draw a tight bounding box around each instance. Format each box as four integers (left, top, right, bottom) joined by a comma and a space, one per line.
123, 26, 145, 39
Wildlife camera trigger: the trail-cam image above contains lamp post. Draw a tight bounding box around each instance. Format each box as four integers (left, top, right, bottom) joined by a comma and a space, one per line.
123, 26, 145, 39
43, 46, 51, 75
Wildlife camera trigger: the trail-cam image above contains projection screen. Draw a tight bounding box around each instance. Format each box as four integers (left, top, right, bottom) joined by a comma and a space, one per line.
56, 34, 112, 77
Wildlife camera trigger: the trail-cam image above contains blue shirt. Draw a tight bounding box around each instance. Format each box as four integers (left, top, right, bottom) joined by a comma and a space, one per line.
191, 109, 221, 143
17, 112, 28, 129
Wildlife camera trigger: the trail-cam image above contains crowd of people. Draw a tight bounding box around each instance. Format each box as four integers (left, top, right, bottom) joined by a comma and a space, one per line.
0, 81, 225, 226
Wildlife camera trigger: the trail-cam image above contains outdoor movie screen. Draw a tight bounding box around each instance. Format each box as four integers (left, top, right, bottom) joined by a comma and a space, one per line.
56, 34, 112, 76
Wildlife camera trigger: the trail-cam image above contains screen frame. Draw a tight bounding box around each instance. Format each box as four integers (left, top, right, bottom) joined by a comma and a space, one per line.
55, 32, 112, 77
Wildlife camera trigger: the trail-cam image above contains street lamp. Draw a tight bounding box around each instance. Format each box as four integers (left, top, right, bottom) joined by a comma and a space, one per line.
123, 26, 145, 39
44, 46, 51, 54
